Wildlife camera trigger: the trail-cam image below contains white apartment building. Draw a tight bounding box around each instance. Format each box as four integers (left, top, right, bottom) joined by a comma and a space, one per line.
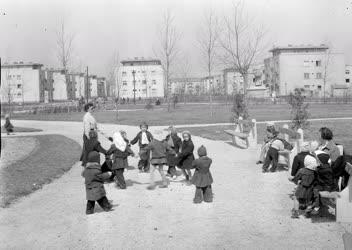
74, 73, 86, 99
117, 58, 164, 98
51, 69, 68, 101
264, 44, 345, 97
169, 78, 205, 95
202, 74, 225, 95
1, 62, 44, 103
90, 75, 98, 98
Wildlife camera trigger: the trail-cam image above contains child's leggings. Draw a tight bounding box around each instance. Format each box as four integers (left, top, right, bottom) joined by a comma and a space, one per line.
262, 147, 279, 171
150, 164, 167, 186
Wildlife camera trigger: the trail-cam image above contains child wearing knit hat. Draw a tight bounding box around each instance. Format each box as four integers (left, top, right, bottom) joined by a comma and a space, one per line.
191, 145, 213, 203
289, 153, 318, 218
82, 151, 113, 214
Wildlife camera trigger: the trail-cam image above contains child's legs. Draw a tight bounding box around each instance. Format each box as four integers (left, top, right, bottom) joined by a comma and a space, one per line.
203, 185, 213, 202
194, 187, 203, 203
97, 196, 111, 210
144, 149, 151, 172
262, 147, 275, 171
270, 149, 279, 172
86, 200, 95, 213
181, 169, 189, 179
149, 164, 156, 186
157, 165, 167, 185
168, 166, 176, 176
186, 169, 192, 178
312, 186, 323, 208
292, 196, 299, 211
116, 168, 126, 189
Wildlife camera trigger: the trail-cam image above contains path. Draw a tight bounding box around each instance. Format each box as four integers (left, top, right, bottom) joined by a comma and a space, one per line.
0, 120, 349, 249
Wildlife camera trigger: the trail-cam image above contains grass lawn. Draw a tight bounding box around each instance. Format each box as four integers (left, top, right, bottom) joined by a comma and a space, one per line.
1, 127, 42, 133
176, 119, 352, 155
0, 134, 81, 207
9, 103, 352, 126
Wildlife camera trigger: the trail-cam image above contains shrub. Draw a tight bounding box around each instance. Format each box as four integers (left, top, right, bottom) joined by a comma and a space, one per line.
288, 88, 310, 130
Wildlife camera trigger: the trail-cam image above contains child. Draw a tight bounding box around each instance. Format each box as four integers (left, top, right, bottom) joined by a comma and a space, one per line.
191, 145, 213, 203
177, 131, 195, 181
145, 130, 175, 190
131, 122, 153, 172
257, 122, 276, 164
106, 130, 135, 189
291, 142, 312, 177
82, 151, 113, 215
262, 129, 284, 173
4, 114, 14, 135
80, 130, 107, 167
289, 153, 317, 218
165, 126, 182, 179
309, 150, 339, 215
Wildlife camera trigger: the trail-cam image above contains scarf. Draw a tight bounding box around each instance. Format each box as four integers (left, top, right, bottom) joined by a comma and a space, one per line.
113, 132, 127, 152
141, 131, 149, 145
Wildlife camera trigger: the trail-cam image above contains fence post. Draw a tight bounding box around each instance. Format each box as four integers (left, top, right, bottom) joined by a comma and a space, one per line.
251, 118, 257, 147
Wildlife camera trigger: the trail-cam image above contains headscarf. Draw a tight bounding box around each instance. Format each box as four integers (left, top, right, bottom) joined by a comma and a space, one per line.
113, 131, 127, 152
300, 142, 310, 152
304, 155, 318, 171
182, 130, 192, 139
197, 145, 207, 157
309, 141, 320, 153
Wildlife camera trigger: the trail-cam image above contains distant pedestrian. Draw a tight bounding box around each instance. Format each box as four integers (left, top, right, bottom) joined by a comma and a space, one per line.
191, 145, 213, 203
82, 151, 113, 215
4, 114, 14, 135
177, 131, 195, 182
131, 122, 153, 172
165, 126, 182, 179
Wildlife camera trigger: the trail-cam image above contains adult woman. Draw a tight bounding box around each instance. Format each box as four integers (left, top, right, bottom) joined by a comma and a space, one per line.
80, 103, 98, 165
165, 126, 182, 179
177, 131, 195, 181
318, 127, 340, 163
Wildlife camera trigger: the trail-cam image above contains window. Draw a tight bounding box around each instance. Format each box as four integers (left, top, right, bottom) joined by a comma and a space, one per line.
318, 85, 322, 90
142, 70, 146, 74
151, 70, 156, 74
346, 70, 350, 75
316, 73, 322, 79
17, 84, 22, 89
316, 60, 322, 67
304, 73, 310, 79
304, 85, 310, 88
122, 81, 127, 86
303, 61, 310, 67
152, 80, 156, 85
142, 80, 146, 84
17, 75, 21, 80
347, 79, 350, 83
122, 71, 127, 76
7, 75, 11, 80
17, 93, 22, 97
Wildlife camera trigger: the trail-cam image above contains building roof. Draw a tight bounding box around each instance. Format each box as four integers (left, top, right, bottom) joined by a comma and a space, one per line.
269, 44, 329, 53
2, 61, 43, 68
121, 57, 161, 66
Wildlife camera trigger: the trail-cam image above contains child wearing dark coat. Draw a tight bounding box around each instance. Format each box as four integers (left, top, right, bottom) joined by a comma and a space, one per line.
82, 151, 113, 215
145, 130, 175, 190
177, 131, 195, 181
165, 126, 182, 179
131, 122, 153, 172
80, 130, 107, 167
4, 114, 14, 135
191, 145, 213, 203
289, 154, 317, 218
106, 131, 135, 189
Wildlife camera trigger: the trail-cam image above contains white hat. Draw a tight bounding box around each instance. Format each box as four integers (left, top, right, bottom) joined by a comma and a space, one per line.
113, 131, 127, 152
300, 142, 310, 152
304, 155, 318, 171
309, 141, 320, 152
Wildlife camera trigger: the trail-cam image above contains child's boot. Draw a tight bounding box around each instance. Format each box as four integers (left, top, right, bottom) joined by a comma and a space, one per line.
86, 201, 95, 215
193, 187, 203, 204
203, 186, 213, 203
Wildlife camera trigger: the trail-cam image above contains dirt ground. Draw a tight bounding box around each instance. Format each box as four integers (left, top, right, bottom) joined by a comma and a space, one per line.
0, 120, 350, 249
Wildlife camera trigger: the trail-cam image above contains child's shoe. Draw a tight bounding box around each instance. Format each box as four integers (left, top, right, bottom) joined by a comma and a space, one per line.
86, 209, 94, 215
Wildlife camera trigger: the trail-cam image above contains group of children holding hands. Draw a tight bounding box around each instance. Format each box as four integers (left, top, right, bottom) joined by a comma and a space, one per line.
81, 122, 214, 215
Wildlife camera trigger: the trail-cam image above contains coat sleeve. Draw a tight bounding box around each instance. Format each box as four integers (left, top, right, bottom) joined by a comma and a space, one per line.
291, 155, 300, 177
130, 132, 140, 145
106, 145, 117, 155
95, 142, 107, 155
165, 142, 176, 155
292, 170, 302, 185
178, 141, 194, 159
94, 172, 111, 182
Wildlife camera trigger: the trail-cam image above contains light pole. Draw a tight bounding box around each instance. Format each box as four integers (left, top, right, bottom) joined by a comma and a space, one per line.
132, 70, 136, 105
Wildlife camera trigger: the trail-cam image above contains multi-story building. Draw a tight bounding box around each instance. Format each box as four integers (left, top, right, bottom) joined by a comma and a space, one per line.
1, 61, 44, 103
264, 44, 345, 97
169, 78, 205, 95
97, 77, 106, 98
89, 75, 98, 98
117, 57, 164, 99
346, 65, 352, 88
202, 74, 225, 95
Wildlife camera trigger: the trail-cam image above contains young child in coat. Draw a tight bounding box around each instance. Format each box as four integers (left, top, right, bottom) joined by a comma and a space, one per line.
145, 130, 175, 190
191, 145, 213, 203
131, 122, 153, 172
82, 151, 113, 215
178, 131, 195, 182
80, 130, 107, 167
106, 130, 135, 189
309, 150, 339, 215
165, 126, 182, 179
4, 114, 14, 135
262, 129, 284, 173
289, 153, 318, 218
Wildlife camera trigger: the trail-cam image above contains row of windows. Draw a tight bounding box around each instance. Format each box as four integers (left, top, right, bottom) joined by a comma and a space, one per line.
121, 88, 157, 92
304, 72, 323, 79
346, 70, 350, 75
122, 80, 157, 86
6, 75, 22, 80
304, 84, 322, 90
122, 70, 157, 76
303, 60, 322, 67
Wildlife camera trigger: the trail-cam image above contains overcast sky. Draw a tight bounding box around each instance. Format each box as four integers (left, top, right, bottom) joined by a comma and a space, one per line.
1, 0, 351, 77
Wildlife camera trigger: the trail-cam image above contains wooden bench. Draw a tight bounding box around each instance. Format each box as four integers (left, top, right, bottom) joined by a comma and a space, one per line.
336, 163, 352, 223
224, 116, 257, 149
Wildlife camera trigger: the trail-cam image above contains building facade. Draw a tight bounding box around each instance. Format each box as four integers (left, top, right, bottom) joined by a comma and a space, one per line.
264, 44, 345, 97
169, 78, 205, 95
1, 62, 44, 103
346, 65, 352, 88
117, 58, 164, 99
97, 77, 106, 98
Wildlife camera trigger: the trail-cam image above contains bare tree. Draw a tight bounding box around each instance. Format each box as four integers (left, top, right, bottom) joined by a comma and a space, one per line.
197, 8, 219, 116
1, 69, 15, 114
56, 21, 75, 71
177, 56, 193, 104
155, 9, 181, 111
322, 48, 331, 103
219, 0, 266, 96
106, 51, 120, 99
